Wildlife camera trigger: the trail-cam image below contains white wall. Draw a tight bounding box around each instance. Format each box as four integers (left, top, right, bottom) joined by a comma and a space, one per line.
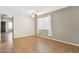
0, 7, 34, 38
14, 14, 34, 38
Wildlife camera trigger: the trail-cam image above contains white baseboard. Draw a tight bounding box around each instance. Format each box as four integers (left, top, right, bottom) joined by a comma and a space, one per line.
37, 35, 79, 47
14, 34, 34, 39
14, 34, 79, 47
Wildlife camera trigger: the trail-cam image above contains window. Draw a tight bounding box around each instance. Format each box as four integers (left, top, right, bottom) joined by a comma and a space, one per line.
8, 22, 12, 29
37, 15, 52, 36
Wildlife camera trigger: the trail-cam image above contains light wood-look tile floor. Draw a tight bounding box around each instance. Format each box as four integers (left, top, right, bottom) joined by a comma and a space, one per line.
0, 32, 13, 53
1, 33, 79, 53
13, 36, 79, 53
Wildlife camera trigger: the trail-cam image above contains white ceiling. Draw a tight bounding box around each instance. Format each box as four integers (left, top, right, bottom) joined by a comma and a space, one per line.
0, 6, 68, 16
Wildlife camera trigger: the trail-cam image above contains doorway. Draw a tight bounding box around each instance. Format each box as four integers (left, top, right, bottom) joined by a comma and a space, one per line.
0, 14, 14, 52
1, 22, 6, 32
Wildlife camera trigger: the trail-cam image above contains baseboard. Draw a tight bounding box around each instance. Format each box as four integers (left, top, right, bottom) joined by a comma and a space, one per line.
14, 34, 35, 39
13, 34, 79, 47
37, 35, 79, 47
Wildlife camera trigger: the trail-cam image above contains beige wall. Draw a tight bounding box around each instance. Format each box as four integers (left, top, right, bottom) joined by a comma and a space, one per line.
38, 6, 79, 45
52, 7, 73, 42
52, 6, 79, 44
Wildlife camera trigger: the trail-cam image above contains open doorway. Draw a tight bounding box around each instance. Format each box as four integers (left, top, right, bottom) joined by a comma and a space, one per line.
1, 22, 6, 32
0, 14, 14, 52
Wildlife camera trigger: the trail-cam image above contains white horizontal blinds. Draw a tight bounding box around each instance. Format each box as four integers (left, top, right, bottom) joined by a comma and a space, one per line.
37, 15, 52, 36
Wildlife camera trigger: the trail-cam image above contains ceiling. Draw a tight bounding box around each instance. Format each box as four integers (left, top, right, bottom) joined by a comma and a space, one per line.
0, 6, 68, 16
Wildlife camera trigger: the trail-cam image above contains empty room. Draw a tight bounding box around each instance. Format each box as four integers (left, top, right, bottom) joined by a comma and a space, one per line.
0, 6, 79, 53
